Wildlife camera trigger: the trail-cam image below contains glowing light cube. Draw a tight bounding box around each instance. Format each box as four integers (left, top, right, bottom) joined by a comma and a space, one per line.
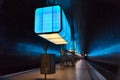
35, 5, 71, 45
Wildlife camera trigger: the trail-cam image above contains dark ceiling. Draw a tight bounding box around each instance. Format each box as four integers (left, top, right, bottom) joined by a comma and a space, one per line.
70, 0, 120, 52
0, 0, 120, 53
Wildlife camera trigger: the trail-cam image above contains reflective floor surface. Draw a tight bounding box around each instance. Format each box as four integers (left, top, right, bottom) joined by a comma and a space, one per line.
0, 60, 106, 80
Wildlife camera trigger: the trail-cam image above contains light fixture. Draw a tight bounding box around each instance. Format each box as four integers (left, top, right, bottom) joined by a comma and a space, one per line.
34, 5, 71, 45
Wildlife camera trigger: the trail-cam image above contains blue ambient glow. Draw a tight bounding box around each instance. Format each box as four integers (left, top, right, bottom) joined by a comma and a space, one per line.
66, 40, 74, 50
17, 42, 44, 56
47, 48, 61, 56
17, 42, 61, 56
88, 42, 120, 56
88, 26, 120, 57
75, 40, 81, 54
65, 40, 81, 54
64, 20, 81, 53
73, 21, 81, 54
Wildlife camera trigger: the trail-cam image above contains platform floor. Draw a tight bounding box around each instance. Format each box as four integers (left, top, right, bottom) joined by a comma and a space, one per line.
0, 60, 106, 80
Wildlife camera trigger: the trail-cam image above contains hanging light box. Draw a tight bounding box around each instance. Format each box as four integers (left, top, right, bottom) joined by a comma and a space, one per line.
34, 5, 71, 45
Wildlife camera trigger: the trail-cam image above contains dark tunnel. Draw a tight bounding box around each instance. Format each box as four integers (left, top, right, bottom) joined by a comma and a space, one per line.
0, 0, 120, 80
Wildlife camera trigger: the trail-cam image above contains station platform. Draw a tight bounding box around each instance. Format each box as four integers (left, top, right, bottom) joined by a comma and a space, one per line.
0, 60, 106, 80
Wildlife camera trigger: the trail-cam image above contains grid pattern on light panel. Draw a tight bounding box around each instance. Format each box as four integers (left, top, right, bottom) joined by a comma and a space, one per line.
35, 6, 61, 33
38, 33, 67, 44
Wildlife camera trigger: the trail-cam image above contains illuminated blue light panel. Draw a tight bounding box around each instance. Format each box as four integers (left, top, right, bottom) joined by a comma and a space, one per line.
75, 40, 81, 54
35, 5, 71, 45
66, 40, 74, 50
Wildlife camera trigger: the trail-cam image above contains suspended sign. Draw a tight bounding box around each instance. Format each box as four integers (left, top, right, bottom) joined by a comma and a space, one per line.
35, 5, 71, 45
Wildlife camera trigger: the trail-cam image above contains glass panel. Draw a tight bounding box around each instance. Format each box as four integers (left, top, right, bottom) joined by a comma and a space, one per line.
35, 6, 61, 33
59, 10, 66, 37
43, 7, 52, 32
35, 8, 42, 33
53, 6, 61, 32
60, 10, 71, 43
